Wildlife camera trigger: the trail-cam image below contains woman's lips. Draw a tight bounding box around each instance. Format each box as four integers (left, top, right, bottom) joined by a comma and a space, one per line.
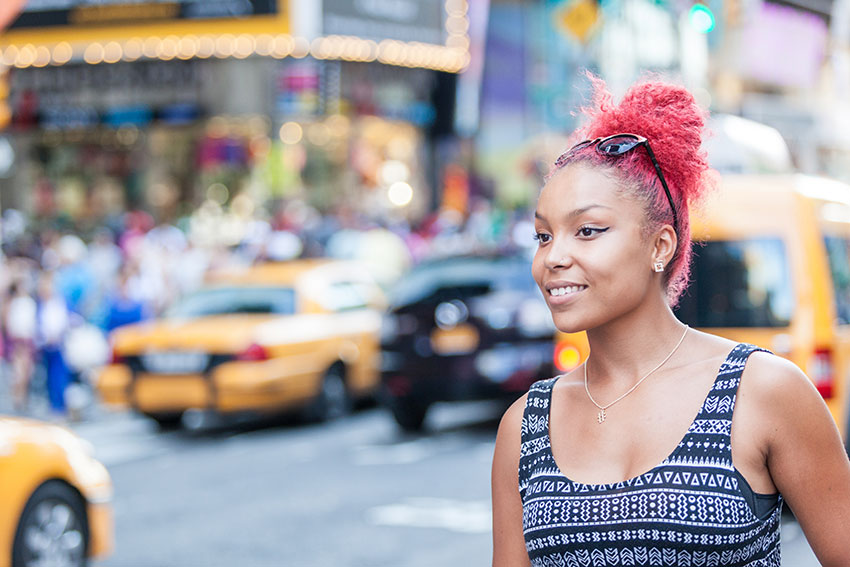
545, 284, 587, 305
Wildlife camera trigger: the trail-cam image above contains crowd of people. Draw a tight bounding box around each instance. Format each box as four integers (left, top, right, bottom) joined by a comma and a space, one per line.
0, 195, 534, 420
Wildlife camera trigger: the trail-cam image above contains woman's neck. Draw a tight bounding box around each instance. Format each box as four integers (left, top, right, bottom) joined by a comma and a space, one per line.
583, 299, 687, 386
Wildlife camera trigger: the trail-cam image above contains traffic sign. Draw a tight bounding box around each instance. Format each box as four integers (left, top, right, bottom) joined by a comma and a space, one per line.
554, 0, 601, 43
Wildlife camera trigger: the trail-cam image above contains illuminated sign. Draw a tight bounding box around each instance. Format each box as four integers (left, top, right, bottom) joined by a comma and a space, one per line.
322, 0, 445, 45
11, 1, 277, 28
0, 0, 467, 73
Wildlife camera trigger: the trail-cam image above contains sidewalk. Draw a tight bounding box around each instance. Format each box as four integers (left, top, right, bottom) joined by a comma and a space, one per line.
0, 361, 114, 427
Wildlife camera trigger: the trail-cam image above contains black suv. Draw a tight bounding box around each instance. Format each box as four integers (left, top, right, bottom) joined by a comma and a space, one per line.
380, 253, 557, 431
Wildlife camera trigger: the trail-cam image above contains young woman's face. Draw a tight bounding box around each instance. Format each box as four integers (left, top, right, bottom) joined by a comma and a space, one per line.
532, 163, 661, 333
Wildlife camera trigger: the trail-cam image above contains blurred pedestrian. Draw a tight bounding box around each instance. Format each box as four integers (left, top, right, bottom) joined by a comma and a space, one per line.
5, 280, 36, 412
491, 75, 850, 566
36, 271, 71, 416
54, 234, 95, 317
87, 227, 123, 318
104, 264, 150, 333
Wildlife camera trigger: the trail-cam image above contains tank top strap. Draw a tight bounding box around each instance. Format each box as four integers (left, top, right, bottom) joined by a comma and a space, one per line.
518, 377, 559, 494
671, 343, 771, 466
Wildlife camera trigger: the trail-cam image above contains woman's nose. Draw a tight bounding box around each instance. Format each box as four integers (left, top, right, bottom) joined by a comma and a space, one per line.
543, 238, 573, 270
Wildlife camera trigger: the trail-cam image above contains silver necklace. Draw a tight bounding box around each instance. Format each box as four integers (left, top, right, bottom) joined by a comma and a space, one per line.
584, 325, 689, 424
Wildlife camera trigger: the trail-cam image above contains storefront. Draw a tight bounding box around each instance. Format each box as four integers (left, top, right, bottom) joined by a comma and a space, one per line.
0, 0, 470, 235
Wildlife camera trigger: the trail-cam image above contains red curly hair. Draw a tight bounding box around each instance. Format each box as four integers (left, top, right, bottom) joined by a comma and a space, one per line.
552, 73, 715, 305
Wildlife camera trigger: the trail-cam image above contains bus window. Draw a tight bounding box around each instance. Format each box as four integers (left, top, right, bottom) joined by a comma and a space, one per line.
824, 236, 850, 325
675, 238, 793, 328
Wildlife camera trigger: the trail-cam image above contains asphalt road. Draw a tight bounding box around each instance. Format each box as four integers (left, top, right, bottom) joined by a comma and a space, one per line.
64, 402, 820, 567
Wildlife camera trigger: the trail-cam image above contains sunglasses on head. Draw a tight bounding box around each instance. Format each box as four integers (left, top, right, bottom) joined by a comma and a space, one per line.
556, 133, 678, 236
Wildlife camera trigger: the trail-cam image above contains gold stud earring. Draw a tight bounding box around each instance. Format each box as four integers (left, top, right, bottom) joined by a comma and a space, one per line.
653, 262, 664, 272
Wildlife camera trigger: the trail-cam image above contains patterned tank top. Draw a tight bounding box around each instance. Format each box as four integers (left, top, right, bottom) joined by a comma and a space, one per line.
519, 343, 783, 566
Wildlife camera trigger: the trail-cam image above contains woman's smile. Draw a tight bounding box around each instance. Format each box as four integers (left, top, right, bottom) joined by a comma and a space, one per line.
544, 281, 588, 305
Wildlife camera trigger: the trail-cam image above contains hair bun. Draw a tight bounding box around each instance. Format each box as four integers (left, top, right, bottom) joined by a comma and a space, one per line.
578, 73, 713, 207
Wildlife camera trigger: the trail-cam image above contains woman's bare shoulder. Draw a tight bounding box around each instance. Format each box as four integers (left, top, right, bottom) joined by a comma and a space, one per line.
686, 331, 812, 401
732, 345, 834, 458
740, 349, 818, 405
493, 393, 528, 479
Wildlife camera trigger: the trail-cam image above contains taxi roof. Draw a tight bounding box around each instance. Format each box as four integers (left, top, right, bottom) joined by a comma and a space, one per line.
207, 259, 335, 287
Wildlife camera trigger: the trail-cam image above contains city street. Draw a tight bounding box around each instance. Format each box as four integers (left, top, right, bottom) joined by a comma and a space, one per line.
61, 402, 821, 567
0, 2, 846, 566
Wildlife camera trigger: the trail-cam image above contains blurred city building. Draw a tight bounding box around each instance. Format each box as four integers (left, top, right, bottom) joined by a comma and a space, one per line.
0, 0, 470, 238
0, 0, 849, 231
472, 0, 849, 208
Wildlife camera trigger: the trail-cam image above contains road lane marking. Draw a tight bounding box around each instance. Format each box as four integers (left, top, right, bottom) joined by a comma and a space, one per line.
366, 498, 491, 534
352, 439, 441, 465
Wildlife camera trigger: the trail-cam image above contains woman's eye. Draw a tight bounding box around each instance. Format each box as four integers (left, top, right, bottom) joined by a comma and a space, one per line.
577, 226, 609, 238
533, 232, 551, 244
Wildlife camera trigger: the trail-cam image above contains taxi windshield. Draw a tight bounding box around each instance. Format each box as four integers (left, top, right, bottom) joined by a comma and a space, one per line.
166, 287, 296, 318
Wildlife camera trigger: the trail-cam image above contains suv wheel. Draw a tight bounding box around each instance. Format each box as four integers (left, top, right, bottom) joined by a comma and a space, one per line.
391, 397, 430, 432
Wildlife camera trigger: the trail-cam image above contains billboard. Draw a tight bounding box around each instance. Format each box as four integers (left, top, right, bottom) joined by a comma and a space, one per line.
0, 0, 289, 47
322, 0, 446, 45
739, 1, 827, 89
11, 1, 278, 28
0, 0, 466, 73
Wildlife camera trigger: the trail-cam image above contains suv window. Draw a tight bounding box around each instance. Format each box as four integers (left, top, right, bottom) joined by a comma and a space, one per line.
389, 256, 535, 308
675, 238, 793, 328
824, 236, 850, 325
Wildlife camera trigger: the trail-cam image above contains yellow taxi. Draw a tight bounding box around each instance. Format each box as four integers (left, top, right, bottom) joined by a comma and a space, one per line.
96, 259, 386, 427
0, 417, 113, 567
554, 174, 850, 446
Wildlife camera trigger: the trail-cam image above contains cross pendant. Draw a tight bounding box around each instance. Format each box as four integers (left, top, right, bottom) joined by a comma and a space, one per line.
597, 408, 606, 424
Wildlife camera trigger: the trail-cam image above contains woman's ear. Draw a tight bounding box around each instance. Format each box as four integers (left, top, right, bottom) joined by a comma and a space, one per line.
652, 224, 678, 268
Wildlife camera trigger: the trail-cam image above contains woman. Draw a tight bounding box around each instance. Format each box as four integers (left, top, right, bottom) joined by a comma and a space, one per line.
491, 76, 850, 566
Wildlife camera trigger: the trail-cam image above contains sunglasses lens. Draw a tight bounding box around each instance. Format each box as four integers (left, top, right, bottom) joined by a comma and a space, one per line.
597, 135, 641, 155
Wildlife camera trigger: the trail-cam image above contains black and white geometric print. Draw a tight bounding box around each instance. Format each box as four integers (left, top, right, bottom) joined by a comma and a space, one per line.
518, 343, 782, 567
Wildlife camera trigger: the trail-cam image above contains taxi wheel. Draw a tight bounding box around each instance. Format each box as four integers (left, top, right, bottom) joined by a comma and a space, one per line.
391, 396, 430, 432
305, 366, 351, 422
12, 481, 88, 567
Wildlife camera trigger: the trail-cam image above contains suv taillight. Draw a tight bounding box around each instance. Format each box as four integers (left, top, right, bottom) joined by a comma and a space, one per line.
554, 341, 582, 372
811, 348, 834, 399
238, 343, 269, 361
